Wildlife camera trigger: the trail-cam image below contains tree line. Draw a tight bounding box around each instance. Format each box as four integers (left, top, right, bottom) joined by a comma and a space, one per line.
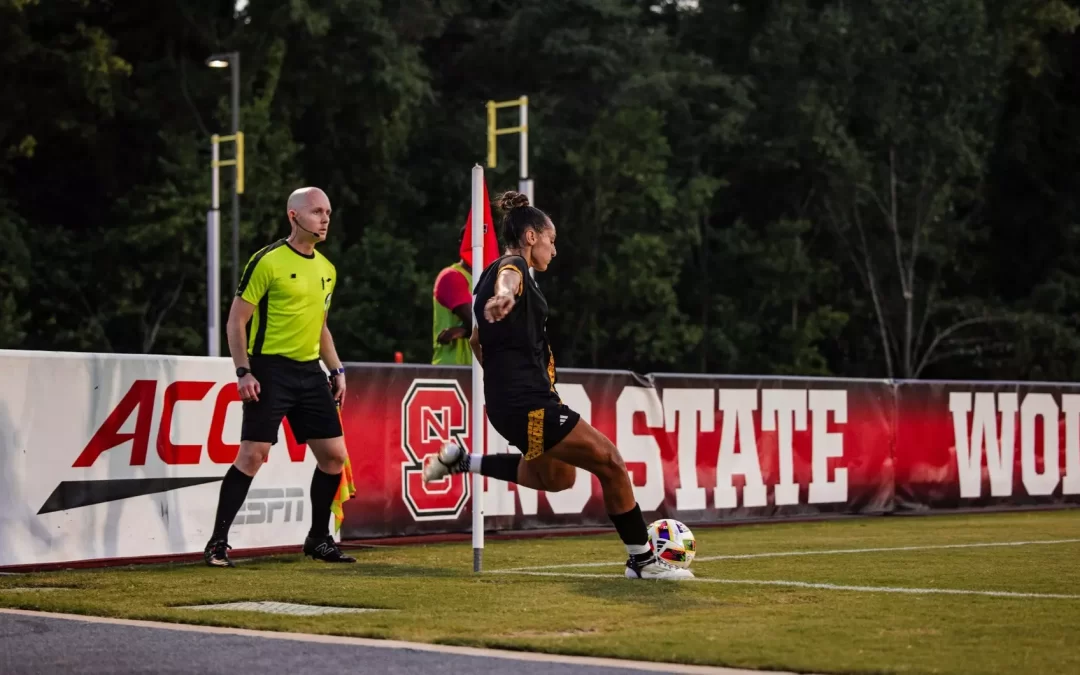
3, 0, 1080, 381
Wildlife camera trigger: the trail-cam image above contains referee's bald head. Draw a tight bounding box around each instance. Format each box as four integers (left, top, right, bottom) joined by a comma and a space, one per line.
287, 187, 332, 243
287, 187, 329, 214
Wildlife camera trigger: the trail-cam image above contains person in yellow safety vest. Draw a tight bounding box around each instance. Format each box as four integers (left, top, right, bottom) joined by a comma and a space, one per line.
432, 239, 474, 365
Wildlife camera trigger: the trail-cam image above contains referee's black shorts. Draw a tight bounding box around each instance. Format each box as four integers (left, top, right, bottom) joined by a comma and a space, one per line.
241, 355, 342, 444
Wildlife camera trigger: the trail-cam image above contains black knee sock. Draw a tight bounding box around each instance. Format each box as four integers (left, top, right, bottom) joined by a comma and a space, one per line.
479, 453, 522, 483
210, 466, 254, 542
308, 467, 342, 538
609, 503, 650, 551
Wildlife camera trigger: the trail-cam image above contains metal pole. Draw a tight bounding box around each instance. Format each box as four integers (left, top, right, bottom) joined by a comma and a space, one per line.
519, 96, 533, 203
470, 163, 486, 573
207, 211, 220, 358
519, 97, 535, 279
230, 52, 241, 293
209, 137, 222, 357
487, 101, 497, 169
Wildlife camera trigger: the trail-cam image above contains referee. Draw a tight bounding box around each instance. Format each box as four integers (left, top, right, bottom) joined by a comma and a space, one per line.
204, 186, 355, 567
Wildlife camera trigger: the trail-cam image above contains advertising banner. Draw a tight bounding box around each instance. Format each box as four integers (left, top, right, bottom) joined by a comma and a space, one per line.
3, 348, 1079, 569
0, 350, 321, 567
337, 366, 646, 538
893, 380, 1080, 510
648, 375, 896, 520
336, 369, 897, 539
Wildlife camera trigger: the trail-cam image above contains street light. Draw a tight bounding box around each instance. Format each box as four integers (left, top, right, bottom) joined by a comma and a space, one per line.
205, 51, 242, 357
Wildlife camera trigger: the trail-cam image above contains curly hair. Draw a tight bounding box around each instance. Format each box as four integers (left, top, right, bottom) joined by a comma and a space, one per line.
494, 191, 550, 248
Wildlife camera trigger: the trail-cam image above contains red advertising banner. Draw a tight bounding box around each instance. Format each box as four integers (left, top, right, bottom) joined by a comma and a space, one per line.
648, 375, 896, 521
894, 380, 1080, 510
9, 348, 1080, 570
337, 366, 653, 538
336, 367, 897, 539
7, 347, 1080, 569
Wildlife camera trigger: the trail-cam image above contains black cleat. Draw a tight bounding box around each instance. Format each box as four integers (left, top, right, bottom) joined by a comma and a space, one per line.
204, 539, 234, 567
303, 535, 356, 563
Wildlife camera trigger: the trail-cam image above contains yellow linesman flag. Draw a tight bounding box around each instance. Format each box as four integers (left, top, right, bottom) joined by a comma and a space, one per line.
331, 405, 357, 533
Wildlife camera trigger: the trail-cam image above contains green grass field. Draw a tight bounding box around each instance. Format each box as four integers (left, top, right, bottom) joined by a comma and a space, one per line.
2, 510, 1079, 674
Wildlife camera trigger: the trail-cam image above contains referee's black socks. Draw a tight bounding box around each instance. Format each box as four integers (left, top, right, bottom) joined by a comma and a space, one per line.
210, 465, 254, 542
308, 466, 342, 539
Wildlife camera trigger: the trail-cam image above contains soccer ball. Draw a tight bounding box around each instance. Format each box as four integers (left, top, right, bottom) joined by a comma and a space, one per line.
647, 518, 697, 569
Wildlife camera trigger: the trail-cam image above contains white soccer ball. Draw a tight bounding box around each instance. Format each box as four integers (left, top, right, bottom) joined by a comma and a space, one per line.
647, 518, 697, 569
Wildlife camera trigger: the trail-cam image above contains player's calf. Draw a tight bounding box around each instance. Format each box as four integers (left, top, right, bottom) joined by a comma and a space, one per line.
525, 457, 576, 492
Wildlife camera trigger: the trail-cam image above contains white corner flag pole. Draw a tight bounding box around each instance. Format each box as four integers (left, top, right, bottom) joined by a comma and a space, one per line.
470, 163, 486, 573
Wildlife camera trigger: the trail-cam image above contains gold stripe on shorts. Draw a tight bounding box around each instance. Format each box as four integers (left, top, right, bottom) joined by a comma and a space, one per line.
525, 408, 545, 460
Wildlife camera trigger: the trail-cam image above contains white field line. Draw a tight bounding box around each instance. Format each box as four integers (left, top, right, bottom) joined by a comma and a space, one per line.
504, 572, 1080, 600
491, 538, 1080, 573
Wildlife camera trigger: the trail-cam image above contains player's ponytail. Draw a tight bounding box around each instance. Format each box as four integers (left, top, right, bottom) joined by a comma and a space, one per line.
495, 191, 550, 249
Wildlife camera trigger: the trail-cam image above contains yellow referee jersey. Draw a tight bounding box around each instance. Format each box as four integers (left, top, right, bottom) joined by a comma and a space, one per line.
235, 239, 336, 362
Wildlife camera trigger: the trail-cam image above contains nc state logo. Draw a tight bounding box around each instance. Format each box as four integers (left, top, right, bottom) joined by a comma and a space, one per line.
400, 379, 470, 521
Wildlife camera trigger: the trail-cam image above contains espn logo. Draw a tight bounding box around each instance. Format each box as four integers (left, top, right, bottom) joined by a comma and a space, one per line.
235, 487, 305, 525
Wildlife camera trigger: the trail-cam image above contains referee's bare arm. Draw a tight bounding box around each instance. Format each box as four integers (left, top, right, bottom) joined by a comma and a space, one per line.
227, 297, 261, 401
321, 318, 346, 404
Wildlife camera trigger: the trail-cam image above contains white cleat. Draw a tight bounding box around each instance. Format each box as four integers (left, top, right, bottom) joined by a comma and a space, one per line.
422, 441, 468, 483
625, 555, 696, 580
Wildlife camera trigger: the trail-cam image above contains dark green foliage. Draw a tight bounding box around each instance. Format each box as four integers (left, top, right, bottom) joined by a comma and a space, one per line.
3, 0, 1080, 380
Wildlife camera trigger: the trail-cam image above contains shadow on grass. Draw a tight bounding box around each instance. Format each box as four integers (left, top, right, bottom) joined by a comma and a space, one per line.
488, 571, 722, 610
301, 561, 465, 578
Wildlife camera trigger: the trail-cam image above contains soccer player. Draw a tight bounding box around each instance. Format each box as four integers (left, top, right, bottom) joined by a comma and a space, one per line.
203, 186, 356, 567
423, 191, 692, 580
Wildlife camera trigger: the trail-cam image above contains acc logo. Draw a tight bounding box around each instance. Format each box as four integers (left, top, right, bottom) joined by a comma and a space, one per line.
400, 379, 470, 522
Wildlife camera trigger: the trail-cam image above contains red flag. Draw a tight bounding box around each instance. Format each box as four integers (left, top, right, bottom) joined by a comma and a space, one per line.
459, 177, 499, 270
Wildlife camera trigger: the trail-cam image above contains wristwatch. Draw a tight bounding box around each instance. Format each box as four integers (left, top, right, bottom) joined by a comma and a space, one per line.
330, 366, 345, 376
236, 367, 251, 378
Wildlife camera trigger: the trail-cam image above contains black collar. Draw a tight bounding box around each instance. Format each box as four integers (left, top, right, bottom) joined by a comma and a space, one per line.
284, 239, 315, 259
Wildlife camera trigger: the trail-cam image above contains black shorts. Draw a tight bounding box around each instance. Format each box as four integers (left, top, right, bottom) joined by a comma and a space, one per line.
487, 402, 581, 461
241, 355, 342, 444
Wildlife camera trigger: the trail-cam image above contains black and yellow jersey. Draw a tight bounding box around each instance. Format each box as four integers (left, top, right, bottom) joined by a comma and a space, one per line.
235, 239, 336, 362
473, 254, 560, 411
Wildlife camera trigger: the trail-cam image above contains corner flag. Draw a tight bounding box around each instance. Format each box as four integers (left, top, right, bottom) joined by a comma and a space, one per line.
459, 176, 499, 269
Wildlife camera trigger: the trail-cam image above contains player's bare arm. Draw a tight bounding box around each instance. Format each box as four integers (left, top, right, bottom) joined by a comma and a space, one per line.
320, 319, 346, 404
469, 325, 482, 365
484, 266, 522, 322
227, 297, 260, 402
